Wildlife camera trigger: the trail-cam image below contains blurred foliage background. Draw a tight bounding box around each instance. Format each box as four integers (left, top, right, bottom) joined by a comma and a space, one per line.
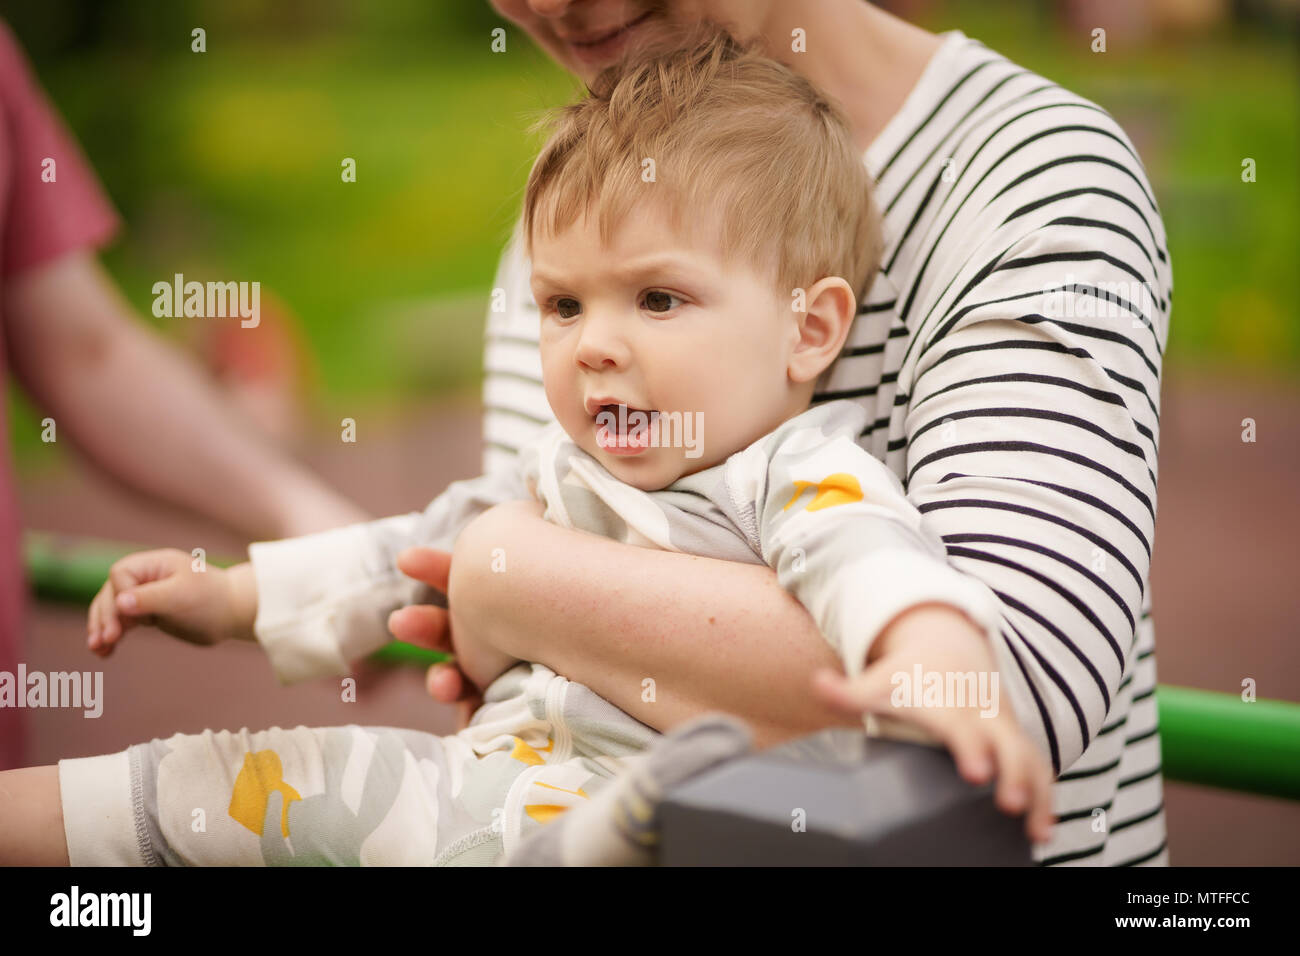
3, 0, 1298, 463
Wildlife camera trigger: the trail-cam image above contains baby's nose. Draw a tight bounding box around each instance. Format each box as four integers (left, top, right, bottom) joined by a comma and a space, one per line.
575, 315, 632, 369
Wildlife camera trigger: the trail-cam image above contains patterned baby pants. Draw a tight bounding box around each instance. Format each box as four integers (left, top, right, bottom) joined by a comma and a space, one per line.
57, 663, 658, 866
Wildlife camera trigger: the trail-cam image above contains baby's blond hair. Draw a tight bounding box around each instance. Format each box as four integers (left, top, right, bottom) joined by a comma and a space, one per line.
523, 26, 882, 304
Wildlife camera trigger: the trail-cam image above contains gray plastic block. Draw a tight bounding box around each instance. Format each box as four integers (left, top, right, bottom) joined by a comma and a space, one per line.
658, 728, 1034, 865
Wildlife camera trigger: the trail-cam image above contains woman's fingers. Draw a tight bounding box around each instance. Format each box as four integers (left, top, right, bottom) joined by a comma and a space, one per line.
395, 547, 453, 592
387, 604, 451, 651
425, 662, 466, 703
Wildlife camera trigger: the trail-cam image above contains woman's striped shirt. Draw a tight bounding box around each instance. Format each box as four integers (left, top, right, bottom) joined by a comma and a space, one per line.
480, 30, 1171, 867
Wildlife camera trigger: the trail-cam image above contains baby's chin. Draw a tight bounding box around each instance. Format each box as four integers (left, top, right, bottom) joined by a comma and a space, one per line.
586, 444, 682, 491
578, 432, 729, 489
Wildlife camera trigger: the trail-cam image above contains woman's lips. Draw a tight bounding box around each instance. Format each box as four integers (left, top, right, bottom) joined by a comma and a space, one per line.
566, 11, 654, 68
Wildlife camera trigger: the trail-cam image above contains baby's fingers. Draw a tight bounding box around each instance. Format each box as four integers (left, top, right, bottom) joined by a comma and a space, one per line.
810, 667, 892, 716
113, 578, 174, 630
989, 721, 1056, 844
87, 581, 121, 657
941, 717, 1054, 845
989, 724, 1031, 817
943, 719, 995, 786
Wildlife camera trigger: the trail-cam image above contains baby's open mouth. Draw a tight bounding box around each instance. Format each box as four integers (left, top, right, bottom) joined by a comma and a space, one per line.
594, 403, 660, 452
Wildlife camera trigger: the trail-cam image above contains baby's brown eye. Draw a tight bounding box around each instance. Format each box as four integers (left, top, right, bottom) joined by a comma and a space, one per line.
643, 291, 677, 312
555, 297, 581, 319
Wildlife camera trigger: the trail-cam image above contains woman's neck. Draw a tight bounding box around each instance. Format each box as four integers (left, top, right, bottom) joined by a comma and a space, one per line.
756, 0, 946, 154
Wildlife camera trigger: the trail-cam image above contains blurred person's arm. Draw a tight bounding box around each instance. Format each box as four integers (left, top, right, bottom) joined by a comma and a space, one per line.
4, 249, 368, 539
0, 21, 365, 539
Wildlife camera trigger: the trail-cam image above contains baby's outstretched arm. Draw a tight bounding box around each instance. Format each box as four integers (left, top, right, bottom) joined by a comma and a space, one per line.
83, 451, 534, 674
86, 550, 258, 655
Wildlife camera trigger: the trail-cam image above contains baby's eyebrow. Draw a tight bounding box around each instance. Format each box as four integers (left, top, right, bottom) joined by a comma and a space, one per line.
528, 269, 571, 292
531, 255, 708, 291
608, 254, 708, 284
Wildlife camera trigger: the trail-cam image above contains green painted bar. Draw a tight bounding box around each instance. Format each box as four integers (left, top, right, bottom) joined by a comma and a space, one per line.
24, 533, 140, 604
368, 642, 450, 666
21, 533, 1298, 799
1156, 685, 1300, 800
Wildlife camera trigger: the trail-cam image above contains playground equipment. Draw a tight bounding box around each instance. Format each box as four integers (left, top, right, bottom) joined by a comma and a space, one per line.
658, 729, 1036, 865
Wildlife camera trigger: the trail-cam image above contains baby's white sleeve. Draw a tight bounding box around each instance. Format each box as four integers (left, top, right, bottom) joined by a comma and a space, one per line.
249, 463, 532, 684
744, 403, 1004, 679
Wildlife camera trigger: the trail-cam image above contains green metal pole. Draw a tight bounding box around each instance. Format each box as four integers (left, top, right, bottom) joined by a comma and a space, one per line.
368, 642, 449, 666
1156, 684, 1300, 800
23, 533, 139, 605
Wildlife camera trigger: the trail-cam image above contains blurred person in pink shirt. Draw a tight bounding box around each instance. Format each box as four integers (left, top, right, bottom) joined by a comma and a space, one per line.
0, 19, 368, 769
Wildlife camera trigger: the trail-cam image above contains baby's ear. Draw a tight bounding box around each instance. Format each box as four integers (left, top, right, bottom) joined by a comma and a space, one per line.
788, 277, 856, 384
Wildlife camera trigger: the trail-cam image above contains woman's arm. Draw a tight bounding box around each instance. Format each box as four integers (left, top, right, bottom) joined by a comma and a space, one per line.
447, 499, 858, 747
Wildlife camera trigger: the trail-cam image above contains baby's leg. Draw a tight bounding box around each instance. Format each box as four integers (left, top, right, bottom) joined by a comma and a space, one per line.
52, 724, 507, 866
0, 766, 70, 865
4, 664, 667, 867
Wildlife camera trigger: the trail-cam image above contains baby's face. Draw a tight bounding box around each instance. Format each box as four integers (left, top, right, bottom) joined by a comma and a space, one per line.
530, 198, 804, 490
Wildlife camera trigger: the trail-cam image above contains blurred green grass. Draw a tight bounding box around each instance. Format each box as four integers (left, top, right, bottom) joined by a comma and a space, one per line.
57, 39, 573, 399
5, 2, 1297, 467
7, 24, 574, 463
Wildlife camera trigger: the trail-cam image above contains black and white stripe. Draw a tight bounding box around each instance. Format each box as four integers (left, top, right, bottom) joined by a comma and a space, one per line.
480, 31, 1170, 866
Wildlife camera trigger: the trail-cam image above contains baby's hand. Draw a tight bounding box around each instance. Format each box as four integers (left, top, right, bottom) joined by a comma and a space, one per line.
812, 604, 1056, 846
87, 551, 257, 656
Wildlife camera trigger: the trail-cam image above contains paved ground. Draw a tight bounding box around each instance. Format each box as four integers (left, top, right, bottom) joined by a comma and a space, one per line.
16, 374, 1300, 865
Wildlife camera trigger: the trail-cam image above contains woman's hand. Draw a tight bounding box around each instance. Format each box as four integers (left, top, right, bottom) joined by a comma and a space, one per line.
386, 549, 476, 713
388, 501, 547, 719
812, 603, 1056, 845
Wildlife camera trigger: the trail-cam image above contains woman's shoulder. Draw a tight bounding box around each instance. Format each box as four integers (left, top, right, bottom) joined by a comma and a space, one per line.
875, 31, 1168, 275
888, 31, 1158, 201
